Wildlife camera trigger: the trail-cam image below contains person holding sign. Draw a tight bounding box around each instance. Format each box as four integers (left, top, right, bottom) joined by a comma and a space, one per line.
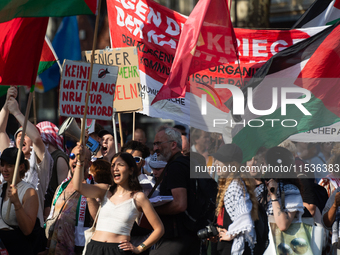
72, 144, 164, 255
0, 86, 53, 253
0, 147, 39, 255
46, 145, 97, 255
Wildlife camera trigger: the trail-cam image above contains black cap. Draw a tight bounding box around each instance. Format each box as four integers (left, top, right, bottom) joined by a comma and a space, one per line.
211, 144, 243, 163
98, 129, 113, 138
98, 129, 120, 141
265, 146, 294, 167
0, 147, 25, 165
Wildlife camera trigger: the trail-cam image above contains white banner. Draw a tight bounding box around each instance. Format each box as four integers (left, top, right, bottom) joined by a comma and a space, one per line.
289, 122, 340, 142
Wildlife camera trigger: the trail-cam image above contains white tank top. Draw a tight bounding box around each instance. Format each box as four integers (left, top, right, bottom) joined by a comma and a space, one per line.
0, 181, 34, 228
96, 193, 139, 236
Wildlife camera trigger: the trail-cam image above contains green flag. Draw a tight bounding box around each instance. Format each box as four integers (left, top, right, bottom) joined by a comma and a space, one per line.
0, 0, 97, 23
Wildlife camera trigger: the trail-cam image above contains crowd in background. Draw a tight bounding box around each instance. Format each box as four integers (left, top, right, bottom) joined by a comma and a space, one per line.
0, 86, 340, 255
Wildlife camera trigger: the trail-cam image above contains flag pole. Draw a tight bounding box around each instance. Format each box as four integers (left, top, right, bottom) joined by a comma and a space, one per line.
33, 90, 37, 125
132, 112, 135, 140
112, 113, 118, 153
6, 91, 33, 219
237, 58, 244, 87
79, 0, 102, 146
118, 113, 124, 146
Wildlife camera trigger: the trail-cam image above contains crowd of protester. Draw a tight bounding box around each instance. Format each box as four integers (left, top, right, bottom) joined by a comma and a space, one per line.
1, 86, 340, 255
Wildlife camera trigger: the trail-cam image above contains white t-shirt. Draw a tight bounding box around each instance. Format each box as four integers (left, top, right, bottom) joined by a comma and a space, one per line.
24, 147, 53, 227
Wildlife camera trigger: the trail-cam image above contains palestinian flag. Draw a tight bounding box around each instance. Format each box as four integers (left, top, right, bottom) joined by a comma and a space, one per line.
0, 0, 97, 23
293, 0, 340, 28
0, 36, 57, 97
0, 87, 8, 97
231, 22, 340, 161
34, 76, 44, 93
0, 17, 48, 88
37, 37, 58, 75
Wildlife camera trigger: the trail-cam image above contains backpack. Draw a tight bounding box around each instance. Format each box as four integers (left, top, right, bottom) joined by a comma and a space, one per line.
173, 155, 218, 233
253, 201, 270, 254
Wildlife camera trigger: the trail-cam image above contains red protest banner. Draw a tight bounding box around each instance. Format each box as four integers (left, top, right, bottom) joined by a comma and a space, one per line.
107, 0, 326, 132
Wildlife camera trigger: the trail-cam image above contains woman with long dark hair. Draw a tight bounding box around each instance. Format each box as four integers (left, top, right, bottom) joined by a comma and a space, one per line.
72, 144, 164, 255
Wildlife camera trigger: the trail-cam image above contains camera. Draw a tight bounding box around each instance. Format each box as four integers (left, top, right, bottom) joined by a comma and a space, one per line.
262, 174, 278, 193
197, 223, 219, 240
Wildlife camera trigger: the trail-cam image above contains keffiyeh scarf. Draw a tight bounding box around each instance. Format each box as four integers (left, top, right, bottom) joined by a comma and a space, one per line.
36, 121, 65, 152
224, 180, 256, 255
254, 182, 304, 220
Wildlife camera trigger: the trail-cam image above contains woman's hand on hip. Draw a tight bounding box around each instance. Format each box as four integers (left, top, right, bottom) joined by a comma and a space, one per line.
118, 240, 141, 254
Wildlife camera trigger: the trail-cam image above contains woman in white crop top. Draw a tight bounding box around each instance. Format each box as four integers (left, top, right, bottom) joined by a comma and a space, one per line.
73, 144, 164, 255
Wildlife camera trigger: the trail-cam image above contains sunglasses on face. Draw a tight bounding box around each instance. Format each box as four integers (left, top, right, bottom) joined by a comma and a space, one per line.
134, 156, 143, 163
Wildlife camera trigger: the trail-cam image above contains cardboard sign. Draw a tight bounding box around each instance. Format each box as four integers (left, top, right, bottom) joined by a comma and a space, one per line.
59, 60, 119, 120
83, 47, 143, 113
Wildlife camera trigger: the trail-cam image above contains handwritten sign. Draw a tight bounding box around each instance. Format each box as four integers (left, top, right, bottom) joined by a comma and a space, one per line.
59, 60, 119, 120
83, 47, 143, 113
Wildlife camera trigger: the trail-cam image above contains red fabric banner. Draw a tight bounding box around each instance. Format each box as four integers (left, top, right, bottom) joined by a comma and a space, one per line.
152, 0, 238, 103
0, 17, 48, 87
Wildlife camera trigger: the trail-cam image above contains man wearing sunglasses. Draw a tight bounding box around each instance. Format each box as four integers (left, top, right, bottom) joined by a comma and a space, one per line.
121, 140, 153, 194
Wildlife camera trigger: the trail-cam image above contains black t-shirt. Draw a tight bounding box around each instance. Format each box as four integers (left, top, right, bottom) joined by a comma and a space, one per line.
300, 178, 328, 214
217, 208, 252, 255
159, 152, 191, 238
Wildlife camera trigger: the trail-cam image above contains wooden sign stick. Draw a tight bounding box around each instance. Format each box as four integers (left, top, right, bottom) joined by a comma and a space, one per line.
6, 91, 33, 219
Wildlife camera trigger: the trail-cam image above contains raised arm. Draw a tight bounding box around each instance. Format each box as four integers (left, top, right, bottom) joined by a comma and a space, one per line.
271, 200, 296, 231
56, 157, 69, 184
86, 197, 100, 220
267, 179, 296, 231
7, 97, 45, 162
72, 143, 108, 200
0, 86, 17, 152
